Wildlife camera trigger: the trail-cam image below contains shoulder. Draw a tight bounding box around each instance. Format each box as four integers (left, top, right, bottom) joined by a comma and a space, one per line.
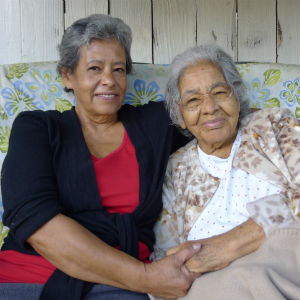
9, 108, 76, 143
12, 108, 74, 129
241, 107, 298, 128
12, 108, 69, 126
167, 139, 198, 173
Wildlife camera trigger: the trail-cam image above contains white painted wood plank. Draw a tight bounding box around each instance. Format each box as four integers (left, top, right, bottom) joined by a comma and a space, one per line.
85, 0, 108, 17
20, 0, 64, 62
0, 0, 21, 64
65, 0, 108, 29
110, 0, 152, 63
196, 0, 237, 60
238, 0, 276, 62
277, 0, 300, 64
153, 0, 196, 64
65, 0, 85, 29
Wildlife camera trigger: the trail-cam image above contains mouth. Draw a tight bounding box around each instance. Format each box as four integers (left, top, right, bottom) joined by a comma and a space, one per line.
94, 92, 118, 101
202, 118, 225, 128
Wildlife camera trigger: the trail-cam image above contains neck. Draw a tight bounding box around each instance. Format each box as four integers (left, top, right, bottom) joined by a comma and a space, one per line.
75, 106, 119, 129
198, 133, 237, 159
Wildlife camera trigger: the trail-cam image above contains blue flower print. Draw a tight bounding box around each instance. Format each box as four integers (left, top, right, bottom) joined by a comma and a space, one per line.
236, 63, 250, 78
1, 80, 36, 116
125, 79, 164, 106
25, 69, 62, 107
280, 78, 300, 107
246, 78, 271, 108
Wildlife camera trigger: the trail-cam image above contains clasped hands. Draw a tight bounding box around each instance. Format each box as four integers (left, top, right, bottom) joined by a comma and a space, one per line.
166, 235, 231, 274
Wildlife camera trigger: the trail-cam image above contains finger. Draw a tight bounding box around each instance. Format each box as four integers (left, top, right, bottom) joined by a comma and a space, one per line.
174, 243, 201, 265
166, 245, 180, 256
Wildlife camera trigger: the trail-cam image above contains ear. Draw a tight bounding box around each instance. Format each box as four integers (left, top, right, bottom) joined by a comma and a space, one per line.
179, 120, 187, 130
60, 67, 73, 90
178, 111, 187, 129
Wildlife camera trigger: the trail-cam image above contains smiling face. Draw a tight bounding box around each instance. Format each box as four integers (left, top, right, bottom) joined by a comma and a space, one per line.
179, 61, 240, 157
61, 39, 127, 121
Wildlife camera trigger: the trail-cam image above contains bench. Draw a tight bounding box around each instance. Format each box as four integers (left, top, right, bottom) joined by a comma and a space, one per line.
0, 61, 299, 247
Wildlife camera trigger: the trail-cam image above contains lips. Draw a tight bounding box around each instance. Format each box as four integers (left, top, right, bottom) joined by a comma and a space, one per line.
94, 92, 118, 101
202, 118, 225, 128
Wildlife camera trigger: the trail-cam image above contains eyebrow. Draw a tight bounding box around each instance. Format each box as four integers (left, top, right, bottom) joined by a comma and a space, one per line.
87, 60, 126, 66
181, 81, 228, 98
181, 88, 201, 99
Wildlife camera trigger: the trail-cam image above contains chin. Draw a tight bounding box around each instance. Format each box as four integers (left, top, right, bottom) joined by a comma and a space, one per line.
201, 133, 233, 147
95, 103, 122, 113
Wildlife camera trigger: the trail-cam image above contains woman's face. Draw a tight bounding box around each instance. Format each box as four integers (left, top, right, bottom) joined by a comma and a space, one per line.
62, 39, 127, 120
178, 61, 240, 156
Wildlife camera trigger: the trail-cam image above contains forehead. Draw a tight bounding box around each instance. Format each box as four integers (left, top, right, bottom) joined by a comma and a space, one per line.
79, 39, 126, 62
179, 61, 226, 97
181, 61, 224, 82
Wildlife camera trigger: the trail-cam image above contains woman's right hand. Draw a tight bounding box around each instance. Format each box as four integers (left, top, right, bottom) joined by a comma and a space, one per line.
166, 218, 265, 274
28, 214, 201, 299
143, 243, 201, 299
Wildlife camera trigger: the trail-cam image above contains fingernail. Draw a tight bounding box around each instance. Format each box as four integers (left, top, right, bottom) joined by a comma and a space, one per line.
192, 243, 201, 251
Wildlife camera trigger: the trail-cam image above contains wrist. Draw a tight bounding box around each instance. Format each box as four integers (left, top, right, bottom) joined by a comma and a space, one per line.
132, 261, 152, 294
227, 219, 266, 262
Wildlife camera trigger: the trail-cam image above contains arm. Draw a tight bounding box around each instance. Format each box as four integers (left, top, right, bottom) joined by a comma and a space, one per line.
167, 218, 265, 273
241, 108, 300, 230
28, 213, 201, 299
151, 158, 183, 261
2, 112, 200, 299
167, 109, 300, 273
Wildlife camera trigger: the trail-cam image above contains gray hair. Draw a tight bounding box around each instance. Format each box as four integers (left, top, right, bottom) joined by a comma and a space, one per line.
57, 14, 132, 90
165, 44, 250, 136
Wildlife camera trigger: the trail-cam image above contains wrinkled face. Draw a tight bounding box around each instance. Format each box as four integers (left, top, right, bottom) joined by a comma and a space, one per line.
62, 39, 127, 119
178, 61, 240, 155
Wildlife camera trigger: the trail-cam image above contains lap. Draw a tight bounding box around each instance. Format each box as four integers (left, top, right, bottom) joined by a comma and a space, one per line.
0, 283, 43, 300
150, 226, 300, 300
182, 227, 300, 300
0, 283, 150, 300
84, 284, 150, 300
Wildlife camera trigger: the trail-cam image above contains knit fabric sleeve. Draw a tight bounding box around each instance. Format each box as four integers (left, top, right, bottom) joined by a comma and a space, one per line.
1, 111, 62, 251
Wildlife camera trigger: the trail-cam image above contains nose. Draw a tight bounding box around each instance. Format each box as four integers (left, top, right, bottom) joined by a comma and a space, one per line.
101, 69, 115, 87
201, 94, 218, 114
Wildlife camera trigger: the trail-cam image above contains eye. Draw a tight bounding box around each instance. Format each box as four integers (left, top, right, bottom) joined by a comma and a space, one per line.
212, 89, 227, 95
211, 87, 231, 97
187, 97, 199, 103
89, 66, 100, 71
184, 97, 202, 108
114, 67, 125, 73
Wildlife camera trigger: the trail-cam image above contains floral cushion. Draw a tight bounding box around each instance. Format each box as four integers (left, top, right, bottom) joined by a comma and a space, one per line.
0, 61, 299, 247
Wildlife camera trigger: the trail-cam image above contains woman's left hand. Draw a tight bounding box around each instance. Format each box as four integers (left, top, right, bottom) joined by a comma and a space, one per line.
167, 218, 266, 273
167, 237, 230, 273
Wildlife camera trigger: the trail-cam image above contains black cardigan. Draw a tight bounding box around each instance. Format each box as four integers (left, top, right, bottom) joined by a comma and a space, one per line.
1, 102, 188, 299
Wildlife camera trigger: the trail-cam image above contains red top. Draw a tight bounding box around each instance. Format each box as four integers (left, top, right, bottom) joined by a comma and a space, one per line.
0, 130, 151, 283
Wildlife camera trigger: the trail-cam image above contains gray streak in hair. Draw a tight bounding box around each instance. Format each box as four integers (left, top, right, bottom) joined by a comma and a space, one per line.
164, 44, 251, 136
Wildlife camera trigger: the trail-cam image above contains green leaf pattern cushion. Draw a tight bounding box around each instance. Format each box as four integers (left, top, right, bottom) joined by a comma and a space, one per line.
237, 63, 300, 114
0, 61, 299, 248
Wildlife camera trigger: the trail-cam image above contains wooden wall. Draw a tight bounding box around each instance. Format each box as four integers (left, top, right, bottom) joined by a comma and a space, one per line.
0, 0, 299, 65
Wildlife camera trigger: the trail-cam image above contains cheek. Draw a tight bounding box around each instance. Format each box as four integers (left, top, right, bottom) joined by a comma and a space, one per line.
119, 78, 127, 92
182, 112, 200, 129
226, 101, 240, 121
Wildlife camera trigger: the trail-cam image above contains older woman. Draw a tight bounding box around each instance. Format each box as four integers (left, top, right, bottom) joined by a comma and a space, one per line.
151, 45, 300, 299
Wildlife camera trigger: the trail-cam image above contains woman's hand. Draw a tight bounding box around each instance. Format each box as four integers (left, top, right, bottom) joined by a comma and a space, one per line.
28, 214, 202, 299
166, 218, 266, 273
167, 238, 229, 273
144, 243, 202, 299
